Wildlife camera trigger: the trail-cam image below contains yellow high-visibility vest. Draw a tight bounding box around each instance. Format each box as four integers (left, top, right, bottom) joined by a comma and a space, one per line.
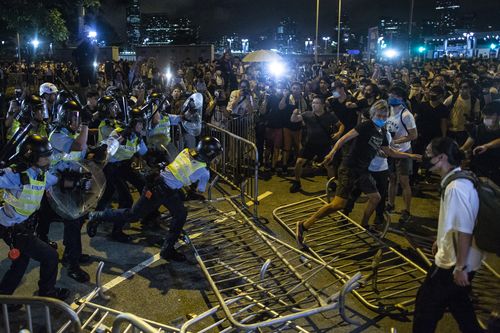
3, 171, 46, 217
167, 148, 206, 186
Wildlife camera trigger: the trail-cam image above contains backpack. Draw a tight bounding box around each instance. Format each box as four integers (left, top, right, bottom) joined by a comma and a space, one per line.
442, 170, 500, 256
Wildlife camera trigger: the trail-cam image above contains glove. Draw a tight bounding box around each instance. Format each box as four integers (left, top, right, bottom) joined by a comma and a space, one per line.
81, 109, 93, 126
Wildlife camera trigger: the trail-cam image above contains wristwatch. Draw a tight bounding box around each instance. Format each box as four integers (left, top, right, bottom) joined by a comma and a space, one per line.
453, 265, 467, 273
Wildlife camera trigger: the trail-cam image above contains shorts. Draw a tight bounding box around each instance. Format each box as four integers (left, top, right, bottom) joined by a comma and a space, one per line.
389, 150, 413, 176
283, 128, 302, 152
265, 128, 283, 150
299, 142, 331, 162
336, 166, 378, 199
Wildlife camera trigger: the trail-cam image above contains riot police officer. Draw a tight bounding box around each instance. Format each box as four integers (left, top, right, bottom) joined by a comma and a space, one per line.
36, 100, 93, 283
93, 107, 148, 242
6, 94, 49, 140
0, 134, 69, 300
39, 82, 58, 122
96, 95, 122, 142
87, 137, 223, 261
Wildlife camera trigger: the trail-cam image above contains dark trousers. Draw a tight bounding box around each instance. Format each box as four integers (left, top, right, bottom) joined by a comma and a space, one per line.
255, 122, 266, 165
413, 264, 483, 333
344, 169, 389, 217
93, 183, 187, 249
36, 195, 84, 266
0, 223, 58, 295
96, 161, 146, 214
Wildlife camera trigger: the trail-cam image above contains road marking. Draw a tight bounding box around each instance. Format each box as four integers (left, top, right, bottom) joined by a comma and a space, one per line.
246, 191, 273, 207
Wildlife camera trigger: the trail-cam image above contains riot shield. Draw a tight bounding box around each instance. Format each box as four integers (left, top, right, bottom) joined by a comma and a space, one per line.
181, 92, 203, 137
47, 160, 106, 220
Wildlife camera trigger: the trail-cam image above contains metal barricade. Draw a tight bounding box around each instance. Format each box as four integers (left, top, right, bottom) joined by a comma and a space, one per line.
273, 195, 428, 315
181, 197, 362, 331
202, 122, 259, 216
226, 113, 256, 144
0, 295, 82, 333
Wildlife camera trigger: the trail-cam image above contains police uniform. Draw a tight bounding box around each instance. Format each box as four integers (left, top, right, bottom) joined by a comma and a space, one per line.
36, 103, 92, 283
0, 135, 68, 299
88, 137, 221, 261
94, 124, 147, 241
146, 113, 182, 163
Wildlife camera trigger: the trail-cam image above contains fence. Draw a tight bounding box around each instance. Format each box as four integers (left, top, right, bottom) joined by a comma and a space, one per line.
202, 122, 259, 216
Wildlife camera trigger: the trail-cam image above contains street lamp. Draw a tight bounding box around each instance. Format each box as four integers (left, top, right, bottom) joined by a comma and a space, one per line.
314, 0, 320, 63
31, 39, 40, 49
336, 0, 342, 64
322, 36, 330, 53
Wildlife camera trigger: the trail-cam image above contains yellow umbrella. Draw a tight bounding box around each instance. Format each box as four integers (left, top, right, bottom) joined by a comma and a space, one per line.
242, 50, 283, 63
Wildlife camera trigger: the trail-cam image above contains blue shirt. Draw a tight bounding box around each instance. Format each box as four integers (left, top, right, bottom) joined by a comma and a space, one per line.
160, 167, 210, 193
49, 128, 86, 170
0, 167, 58, 227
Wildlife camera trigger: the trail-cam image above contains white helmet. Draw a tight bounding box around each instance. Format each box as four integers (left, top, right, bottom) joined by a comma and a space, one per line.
39, 82, 58, 96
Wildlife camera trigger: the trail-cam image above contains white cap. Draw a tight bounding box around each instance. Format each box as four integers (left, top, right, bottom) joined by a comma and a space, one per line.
39, 82, 58, 96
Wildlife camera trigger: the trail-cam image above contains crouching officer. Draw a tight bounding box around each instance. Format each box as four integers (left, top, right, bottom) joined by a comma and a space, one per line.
36, 100, 92, 283
87, 136, 223, 261
93, 107, 148, 242
0, 135, 69, 300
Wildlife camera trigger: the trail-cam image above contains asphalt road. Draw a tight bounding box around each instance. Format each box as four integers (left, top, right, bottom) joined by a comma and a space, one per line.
1, 166, 498, 332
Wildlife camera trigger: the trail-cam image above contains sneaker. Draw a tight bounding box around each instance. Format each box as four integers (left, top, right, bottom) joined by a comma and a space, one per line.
295, 222, 307, 247
386, 203, 395, 213
109, 230, 132, 243
399, 210, 412, 224
67, 265, 90, 283
289, 181, 302, 193
39, 287, 70, 301
160, 248, 187, 262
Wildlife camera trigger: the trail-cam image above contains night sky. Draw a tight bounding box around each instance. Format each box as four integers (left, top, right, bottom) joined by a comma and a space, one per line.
101, 0, 499, 42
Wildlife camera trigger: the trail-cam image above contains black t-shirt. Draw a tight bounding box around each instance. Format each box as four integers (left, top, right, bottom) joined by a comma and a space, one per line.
343, 120, 389, 171
414, 102, 449, 140
265, 95, 285, 128
302, 111, 339, 145
470, 124, 500, 169
283, 96, 307, 131
328, 96, 358, 132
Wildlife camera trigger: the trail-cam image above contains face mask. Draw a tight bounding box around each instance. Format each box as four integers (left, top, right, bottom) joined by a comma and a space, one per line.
388, 97, 403, 106
332, 91, 341, 98
429, 95, 440, 102
372, 118, 386, 127
483, 118, 495, 127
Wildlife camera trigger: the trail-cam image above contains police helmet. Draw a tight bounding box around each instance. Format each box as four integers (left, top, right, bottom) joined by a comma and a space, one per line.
195, 136, 223, 163
129, 107, 145, 128
19, 95, 43, 123
97, 95, 119, 119
57, 100, 82, 128
17, 134, 53, 165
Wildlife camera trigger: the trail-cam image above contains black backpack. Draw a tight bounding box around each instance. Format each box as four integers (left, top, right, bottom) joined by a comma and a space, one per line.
442, 170, 500, 256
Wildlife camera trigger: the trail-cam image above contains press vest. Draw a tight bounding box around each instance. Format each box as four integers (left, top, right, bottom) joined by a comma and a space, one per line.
167, 149, 206, 186
3, 171, 46, 217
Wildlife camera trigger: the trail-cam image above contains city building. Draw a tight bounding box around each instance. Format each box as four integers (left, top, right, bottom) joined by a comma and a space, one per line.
126, 0, 141, 46
276, 17, 298, 53
435, 0, 461, 34
141, 15, 199, 46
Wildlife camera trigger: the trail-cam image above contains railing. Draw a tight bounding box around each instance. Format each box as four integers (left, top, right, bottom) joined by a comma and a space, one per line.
202, 122, 259, 216
0, 295, 82, 333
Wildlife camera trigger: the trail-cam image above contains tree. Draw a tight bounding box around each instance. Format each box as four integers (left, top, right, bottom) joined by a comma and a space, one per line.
41, 9, 69, 42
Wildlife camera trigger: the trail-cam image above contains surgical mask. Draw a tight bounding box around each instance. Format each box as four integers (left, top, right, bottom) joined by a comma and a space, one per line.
483, 118, 495, 127
388, 97, 403, 106
372, 118, 386, 128
332, 91, 341, 98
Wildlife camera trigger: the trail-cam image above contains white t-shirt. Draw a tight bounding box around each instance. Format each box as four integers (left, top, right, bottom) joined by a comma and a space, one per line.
435, 167, 484, 272
386, 107, 416, 152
